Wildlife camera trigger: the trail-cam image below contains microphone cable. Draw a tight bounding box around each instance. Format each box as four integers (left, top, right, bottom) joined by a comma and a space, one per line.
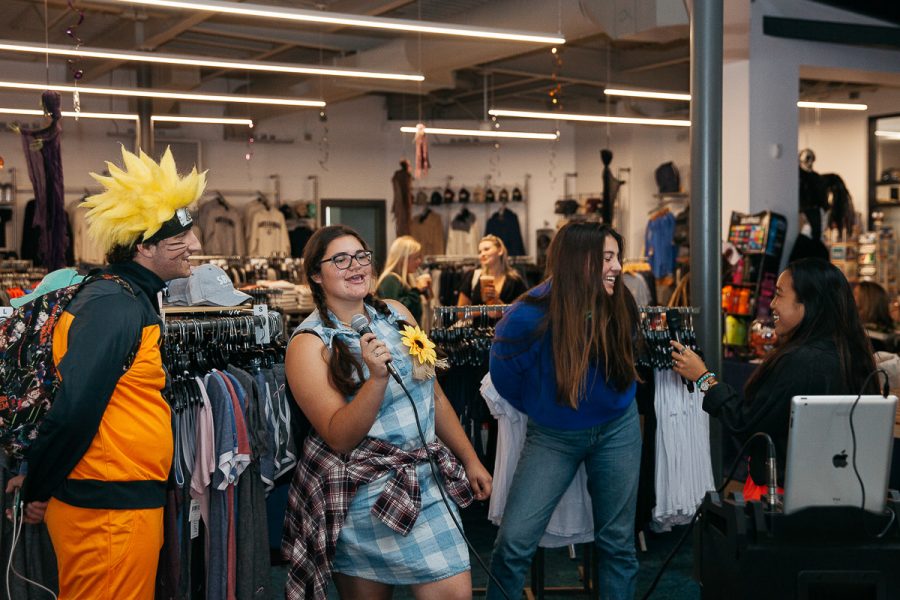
5, 488, 58, 600
849, 368, 897, 539
639, 431, 777, 600
394, 374, 513, 600
848, 368, 889, 515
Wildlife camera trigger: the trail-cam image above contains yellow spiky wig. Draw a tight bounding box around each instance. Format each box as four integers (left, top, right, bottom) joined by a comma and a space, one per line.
84, 145, 207, 254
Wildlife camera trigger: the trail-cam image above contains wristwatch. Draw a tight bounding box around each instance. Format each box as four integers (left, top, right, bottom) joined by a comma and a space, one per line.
697, 371, 718, 393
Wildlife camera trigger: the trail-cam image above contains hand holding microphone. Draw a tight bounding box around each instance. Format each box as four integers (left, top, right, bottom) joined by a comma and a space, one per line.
351, 314, 403, 384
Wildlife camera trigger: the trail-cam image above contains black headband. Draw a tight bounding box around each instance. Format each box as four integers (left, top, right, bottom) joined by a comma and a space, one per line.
142, 207, 193, 245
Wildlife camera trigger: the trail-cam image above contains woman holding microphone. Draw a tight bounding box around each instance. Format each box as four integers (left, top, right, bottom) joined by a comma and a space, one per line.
282, 225, 491, 600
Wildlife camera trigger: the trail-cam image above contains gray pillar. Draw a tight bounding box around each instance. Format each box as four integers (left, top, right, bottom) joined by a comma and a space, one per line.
135, 19, 153, 154
136, 64, 154, 155
690, 0, 724, 480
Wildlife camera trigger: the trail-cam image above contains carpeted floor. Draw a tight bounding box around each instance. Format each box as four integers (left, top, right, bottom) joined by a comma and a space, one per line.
270, 501, 699, 599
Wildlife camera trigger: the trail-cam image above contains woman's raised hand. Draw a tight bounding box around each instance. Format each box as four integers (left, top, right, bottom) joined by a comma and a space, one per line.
670, 340, 709, 383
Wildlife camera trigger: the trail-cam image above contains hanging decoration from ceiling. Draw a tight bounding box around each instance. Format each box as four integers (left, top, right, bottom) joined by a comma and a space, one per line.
414, 123, 429, 178
318, 108, 330, 172
548, 46, 563, 111
64, 0, 85, 115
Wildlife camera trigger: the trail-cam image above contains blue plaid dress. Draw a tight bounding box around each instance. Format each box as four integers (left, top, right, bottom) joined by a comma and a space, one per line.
293, 304, 470, 585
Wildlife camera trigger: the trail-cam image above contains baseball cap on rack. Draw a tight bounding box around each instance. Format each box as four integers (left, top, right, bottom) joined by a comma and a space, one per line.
11, 268, 85, 308
165, 263, 252, 307
458, 187, 471, 203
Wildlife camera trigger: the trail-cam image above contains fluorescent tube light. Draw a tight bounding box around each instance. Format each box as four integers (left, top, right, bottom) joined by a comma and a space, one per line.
605, 88, 868, 111
400, 126, 558, 140
875, 130, 900, 139
488, 109, 690, 127
0, 40, 423, 82
0, 107, 253, 126
0, 107, 138, 120
604, 88, 690, 101
797, 101, 867, 111
110, 0, 565, 44
151, 115, 253, 126
0, 81, 324, 107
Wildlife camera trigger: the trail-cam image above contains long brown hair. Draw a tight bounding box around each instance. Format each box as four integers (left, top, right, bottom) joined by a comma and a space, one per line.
745, 258, 878, 400
856, 280, 894, 332
302, 225, 394, 396
524, 222, 640, 409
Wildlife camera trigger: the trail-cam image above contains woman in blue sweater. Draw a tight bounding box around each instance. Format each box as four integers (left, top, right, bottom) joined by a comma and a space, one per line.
487, 222, 643, 599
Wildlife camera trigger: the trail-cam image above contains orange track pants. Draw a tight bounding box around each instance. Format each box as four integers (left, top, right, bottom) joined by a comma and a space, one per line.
44, 498, 164, 600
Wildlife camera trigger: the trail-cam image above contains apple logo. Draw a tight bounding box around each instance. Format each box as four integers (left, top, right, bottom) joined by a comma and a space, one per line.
832, 450, 848, 468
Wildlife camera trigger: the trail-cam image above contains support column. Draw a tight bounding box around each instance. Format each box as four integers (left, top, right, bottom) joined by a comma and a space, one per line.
690, 0, 724, 480
135, 19, 153, 154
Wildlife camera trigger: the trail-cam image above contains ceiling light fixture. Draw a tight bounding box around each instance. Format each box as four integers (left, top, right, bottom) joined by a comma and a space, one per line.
797, 101, 868, 111
605, 88, 868, 111
0, 107, 138, 120
399, 126, 559, 140
875, 130, 900, 139
0, 40, 424, 82
488, 109, 690, 127
0, 107, 254, 126
604, 88, 690, 101
0, 81, 324, 107
152, 115, 253, 126
110, 0, 565, 44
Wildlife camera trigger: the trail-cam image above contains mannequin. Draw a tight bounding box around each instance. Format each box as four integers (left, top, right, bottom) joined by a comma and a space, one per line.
601, 149, 622, 226
797, 148, 827, 240
391, 159, 413, 236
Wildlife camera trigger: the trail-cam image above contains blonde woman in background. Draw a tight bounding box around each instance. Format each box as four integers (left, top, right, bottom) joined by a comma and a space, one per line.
457, 235, 527, 306
376, 235, 432, 323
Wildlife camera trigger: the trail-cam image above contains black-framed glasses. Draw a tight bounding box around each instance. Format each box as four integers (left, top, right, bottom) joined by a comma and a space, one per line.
320, 250, 373, 270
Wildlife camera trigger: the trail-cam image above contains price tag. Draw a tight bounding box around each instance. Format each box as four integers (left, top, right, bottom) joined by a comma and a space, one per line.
254, 303, 270, 344
189, 499, 201, 539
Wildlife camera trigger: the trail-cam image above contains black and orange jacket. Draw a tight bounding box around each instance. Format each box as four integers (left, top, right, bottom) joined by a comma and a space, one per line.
23, 261, 173, 508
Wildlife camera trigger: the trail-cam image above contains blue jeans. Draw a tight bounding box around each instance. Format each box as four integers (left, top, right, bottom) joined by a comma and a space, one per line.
486, 402, 641, 600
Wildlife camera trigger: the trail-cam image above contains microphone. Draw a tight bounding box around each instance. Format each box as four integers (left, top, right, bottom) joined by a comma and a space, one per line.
350, 314, 403, 384
665, 308, 694, 393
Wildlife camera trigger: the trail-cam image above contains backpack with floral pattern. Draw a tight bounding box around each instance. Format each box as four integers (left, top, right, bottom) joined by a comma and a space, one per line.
0, 274, 134, 461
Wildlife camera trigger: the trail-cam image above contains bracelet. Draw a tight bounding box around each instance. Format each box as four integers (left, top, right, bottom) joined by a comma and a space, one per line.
696, 371, 715, 386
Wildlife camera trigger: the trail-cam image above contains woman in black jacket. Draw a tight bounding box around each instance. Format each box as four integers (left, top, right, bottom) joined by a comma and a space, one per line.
671, 258, 877, 500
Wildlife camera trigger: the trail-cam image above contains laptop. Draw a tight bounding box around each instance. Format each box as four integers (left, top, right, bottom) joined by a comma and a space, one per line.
783, 394, 897, 515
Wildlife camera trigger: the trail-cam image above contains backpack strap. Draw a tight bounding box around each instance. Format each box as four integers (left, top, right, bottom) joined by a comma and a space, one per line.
78, 272, 142, 373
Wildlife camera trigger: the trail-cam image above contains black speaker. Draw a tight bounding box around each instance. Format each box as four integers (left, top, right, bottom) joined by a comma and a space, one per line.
696, 492, 900, 600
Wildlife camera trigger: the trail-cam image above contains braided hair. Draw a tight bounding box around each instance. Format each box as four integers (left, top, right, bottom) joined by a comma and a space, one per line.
303, 225, 394, 396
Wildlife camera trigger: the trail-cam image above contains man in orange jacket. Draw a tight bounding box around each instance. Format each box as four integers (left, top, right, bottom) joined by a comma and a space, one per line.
19, 147, 204, 600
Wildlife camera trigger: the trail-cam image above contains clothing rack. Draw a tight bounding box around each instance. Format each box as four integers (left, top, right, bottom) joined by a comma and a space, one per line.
158, 309, 291, 599
638, 306, 701, 370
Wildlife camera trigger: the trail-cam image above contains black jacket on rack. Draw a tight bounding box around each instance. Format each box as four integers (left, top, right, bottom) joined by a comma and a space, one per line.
485, 208, 526, 256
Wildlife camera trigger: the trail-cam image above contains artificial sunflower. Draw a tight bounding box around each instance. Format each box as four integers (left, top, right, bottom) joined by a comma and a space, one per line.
400, 325, 437, 365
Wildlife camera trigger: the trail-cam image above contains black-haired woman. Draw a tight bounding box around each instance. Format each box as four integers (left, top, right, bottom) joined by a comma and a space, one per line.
281, 225, 491, 600
672, 258, 878, 501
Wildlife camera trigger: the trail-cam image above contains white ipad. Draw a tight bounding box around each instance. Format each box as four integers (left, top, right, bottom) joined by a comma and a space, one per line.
783, 394, 897, 515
